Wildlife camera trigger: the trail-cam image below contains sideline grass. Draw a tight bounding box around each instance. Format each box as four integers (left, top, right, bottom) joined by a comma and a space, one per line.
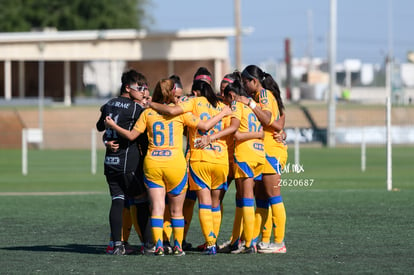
0, 149, 106, 192
0, 147, 413, 273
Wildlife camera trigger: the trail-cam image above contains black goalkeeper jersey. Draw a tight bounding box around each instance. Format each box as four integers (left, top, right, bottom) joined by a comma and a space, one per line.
96, 96, 144, 176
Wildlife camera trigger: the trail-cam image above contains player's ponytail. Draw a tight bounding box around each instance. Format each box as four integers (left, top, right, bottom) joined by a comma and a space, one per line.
242, 65, 284, 115
192, 80, 220, 108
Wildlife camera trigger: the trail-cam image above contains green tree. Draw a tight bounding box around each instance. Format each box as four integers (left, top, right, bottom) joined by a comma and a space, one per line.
0, 0, 151, 32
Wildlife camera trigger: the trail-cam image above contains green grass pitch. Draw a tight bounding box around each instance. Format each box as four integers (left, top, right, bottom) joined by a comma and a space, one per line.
0, 146, 413, 273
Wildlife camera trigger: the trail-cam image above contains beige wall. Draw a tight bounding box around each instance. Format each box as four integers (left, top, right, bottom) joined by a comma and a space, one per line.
0, 59, 231, 100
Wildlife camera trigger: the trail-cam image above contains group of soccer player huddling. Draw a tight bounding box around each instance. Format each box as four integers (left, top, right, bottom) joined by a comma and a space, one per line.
96, 64, 287, 256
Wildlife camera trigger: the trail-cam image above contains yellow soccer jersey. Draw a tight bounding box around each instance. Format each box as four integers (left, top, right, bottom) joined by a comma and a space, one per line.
179, 97, 230, 165
254, 89, 287, 151
231, 101, 265, 163
134, 106, 200, 169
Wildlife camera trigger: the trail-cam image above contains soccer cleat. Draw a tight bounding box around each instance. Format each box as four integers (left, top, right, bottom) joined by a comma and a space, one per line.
217, 244, 231, 253
173, 246, 186, 256
256, 241, 270, 253
269, 242, 286, 254
123, 241, 135, 255
197, 242, 207, 251
163, 241, 173, 255
105, 241, 114, 255
182, 240, 192, 251
230, 240, 245, 254
203, 245, 217, 255
218, 240, 237, 253
112, 243, 126, 255
153, 247, 165, 256
258, 242, 286, 254
140, 242, 156, 255
241, 245, 257, 254
218, 240, 231, 250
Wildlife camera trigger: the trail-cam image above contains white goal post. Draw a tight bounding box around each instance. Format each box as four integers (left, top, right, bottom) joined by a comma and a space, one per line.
22, 128, 43, 175
91, 128, 97, 175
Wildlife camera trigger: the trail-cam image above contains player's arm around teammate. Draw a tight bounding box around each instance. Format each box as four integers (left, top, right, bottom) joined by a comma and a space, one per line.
238, 65, 288, 254
105, 79, 231, 256
197, 78, 266, 253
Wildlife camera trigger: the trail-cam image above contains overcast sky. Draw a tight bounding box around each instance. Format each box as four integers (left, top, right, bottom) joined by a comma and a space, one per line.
148, 0, 414, 67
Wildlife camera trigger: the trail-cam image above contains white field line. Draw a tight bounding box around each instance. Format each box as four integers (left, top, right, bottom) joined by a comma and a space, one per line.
0, 191, 106, 196
0, 188, 400, 196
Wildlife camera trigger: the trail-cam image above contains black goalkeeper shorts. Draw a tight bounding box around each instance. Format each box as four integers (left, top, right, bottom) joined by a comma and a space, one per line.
106, 172, 146, 199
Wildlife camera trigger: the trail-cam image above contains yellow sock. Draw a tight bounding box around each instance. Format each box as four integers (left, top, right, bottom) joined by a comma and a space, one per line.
150, 215, 164, 248
242, 198, 255, 247
183, 197, 196, 240
261, 206, 272, 243
129, 204, 143, 242
220, 201, 225, 235
163, 204, 172, 243
269, 196, 286, 243
122, 207, 132, 242
199, 204, 215, 246
231, 199, 243, 245
212, 205, 222, 241
253, 198, 269, 243
171, 216, 185, 249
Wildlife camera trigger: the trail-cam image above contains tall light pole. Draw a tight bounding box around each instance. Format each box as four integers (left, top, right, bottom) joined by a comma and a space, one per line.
386, 0, 393, 191
327, 0, 337, 147
234, 0, 242, 70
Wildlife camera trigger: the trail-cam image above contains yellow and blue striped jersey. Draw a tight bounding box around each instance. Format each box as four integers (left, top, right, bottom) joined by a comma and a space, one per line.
254, 89, 286, 150
134, 105, 200, 168
231, 101, 265, 163
179, 97, 230, 165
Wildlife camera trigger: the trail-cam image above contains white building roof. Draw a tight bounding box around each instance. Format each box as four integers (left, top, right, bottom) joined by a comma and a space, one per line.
0, 28, 246, 61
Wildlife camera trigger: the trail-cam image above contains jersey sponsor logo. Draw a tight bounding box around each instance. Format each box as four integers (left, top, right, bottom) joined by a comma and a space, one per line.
105, 156, 120, 165
151, 149, 172, 157
260, 89, 269, 105
205, 145, 222, 152
253, 143, 264, 151
108, 101, 131, 109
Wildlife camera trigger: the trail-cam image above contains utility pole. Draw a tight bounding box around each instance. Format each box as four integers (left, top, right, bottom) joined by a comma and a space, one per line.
307, 9, 314, 72
285, 38, 292, 101
234, 0, 242, 70
327, 0, 337, 147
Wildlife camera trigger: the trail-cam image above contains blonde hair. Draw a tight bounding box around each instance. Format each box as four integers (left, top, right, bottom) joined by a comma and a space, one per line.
152, 79, 175, 104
